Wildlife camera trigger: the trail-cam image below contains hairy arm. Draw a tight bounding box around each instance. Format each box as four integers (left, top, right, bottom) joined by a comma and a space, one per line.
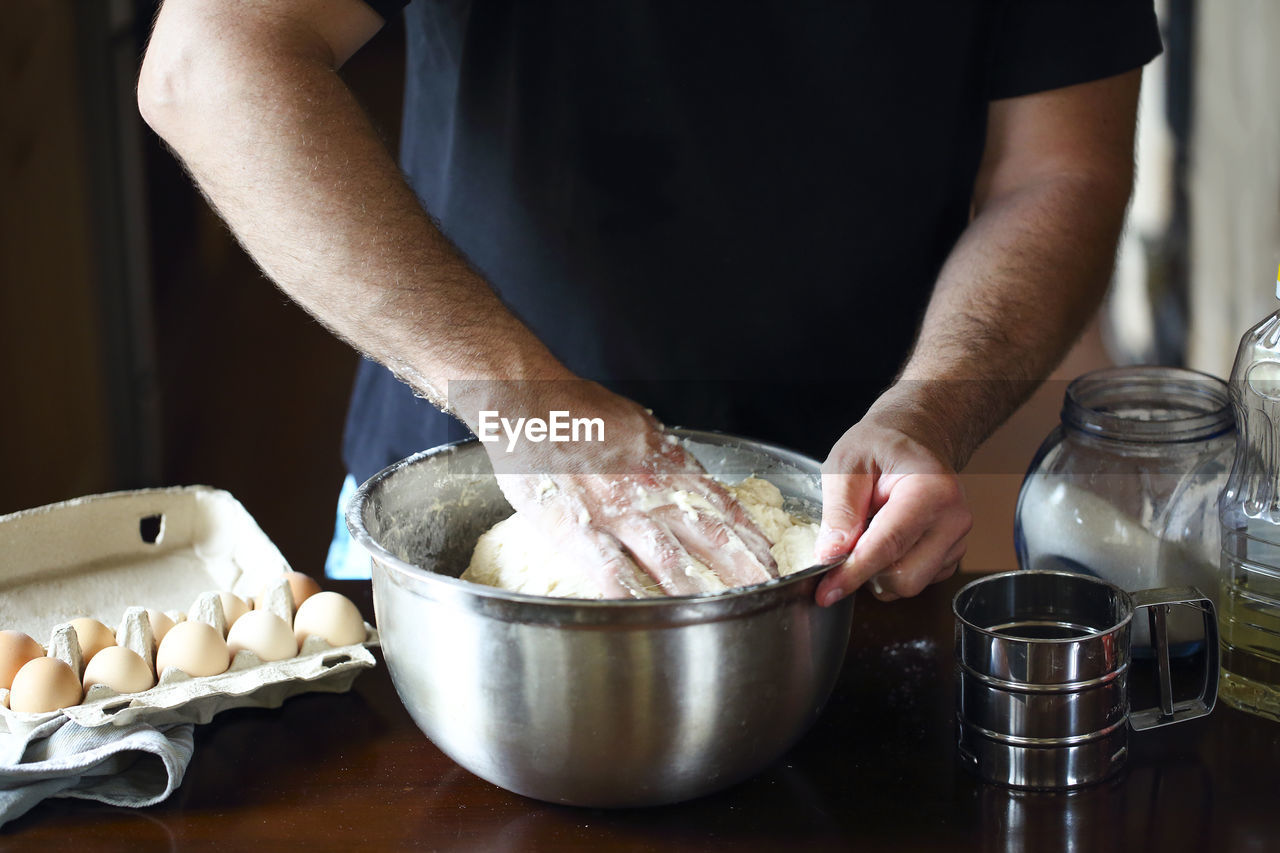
138, 0, 776, 597
137, 0, 568, 403
815, 69, 1141, 605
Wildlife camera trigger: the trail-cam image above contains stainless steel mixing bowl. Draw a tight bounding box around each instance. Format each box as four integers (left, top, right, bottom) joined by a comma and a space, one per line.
346, 429, 855, 807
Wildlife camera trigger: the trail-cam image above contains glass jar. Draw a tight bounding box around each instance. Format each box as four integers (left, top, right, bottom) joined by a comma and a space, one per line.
1014, 367, 1235, 652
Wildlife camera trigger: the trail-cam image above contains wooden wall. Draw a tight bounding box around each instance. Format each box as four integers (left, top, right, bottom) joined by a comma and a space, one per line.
1, 2, 405, 576
1, 2, 114, 512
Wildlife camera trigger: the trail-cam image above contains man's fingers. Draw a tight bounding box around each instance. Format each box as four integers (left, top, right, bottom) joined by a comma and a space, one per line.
815, 474, 969, 606
683, 475, 778, 571
935, 539, 966, 582
816, 470, 874, 562
652, 504, 776, 588
852, 475, 965, 574
866, 528, 968, 601
931, 560, 960, 586
546, 524, 652, 599
816, 484, 931, 604
611, 517, 723, 596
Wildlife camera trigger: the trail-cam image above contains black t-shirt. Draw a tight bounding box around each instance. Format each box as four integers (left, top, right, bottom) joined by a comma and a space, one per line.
343, 0, 1161, 483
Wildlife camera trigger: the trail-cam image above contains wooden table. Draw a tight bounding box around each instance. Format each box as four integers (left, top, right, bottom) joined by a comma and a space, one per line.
4, 576, 1279, 851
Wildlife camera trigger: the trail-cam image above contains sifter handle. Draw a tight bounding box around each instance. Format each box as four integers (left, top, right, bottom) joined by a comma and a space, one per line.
1127, 586, 1219, 732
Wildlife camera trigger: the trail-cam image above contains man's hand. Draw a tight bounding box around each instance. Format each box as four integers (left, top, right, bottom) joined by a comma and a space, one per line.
459, 381, 778, 598
814, 395, 971, 607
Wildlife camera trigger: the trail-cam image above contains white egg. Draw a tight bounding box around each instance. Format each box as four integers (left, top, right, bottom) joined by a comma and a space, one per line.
156, 621, 230, 678
227, 610, 297, 662
293, 591, 366, 648
82, 646, 155, 696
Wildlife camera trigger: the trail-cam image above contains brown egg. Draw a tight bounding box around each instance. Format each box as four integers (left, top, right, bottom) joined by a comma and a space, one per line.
219, 592, 251, 629
283, 572, 323, 607
255, 571, 323, 611
9, 657, 82, 713
293, 591, 366, 648
70, 618, 116, 662
155, 621, 230, 678
145, 609, 176, 645
0, 630, 44, 690
187, 592, 250, 634
82, 646, 155, 696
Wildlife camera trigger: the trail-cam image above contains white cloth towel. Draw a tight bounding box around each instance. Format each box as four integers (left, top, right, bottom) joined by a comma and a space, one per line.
0, 715, 194, 828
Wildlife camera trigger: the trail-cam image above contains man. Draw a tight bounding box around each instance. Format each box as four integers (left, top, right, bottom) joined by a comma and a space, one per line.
137, 1, 1160, 604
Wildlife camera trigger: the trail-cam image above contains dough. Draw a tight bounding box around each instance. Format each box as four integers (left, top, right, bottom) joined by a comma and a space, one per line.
461, 476, 818, 598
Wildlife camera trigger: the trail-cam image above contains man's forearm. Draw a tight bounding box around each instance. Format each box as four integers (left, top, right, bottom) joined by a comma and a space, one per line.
876, 70, 1140, 473
879, 169, 1129, 471
138, 1, 569, 422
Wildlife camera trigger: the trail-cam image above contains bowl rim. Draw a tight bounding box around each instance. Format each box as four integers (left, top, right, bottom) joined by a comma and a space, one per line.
344, 428, 837, 611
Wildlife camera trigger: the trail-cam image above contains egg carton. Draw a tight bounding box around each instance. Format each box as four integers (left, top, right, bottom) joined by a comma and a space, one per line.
0, 486, 378, 738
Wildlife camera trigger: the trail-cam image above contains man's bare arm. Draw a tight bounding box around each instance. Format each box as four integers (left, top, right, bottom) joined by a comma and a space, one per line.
815, 70, 1141, 605
138, 0, 568, 407
896, 68, 1141, 463
138, 0, 777, 597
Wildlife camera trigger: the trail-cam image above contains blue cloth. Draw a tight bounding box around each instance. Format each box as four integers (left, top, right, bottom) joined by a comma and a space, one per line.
0, 715, 194, 829
326, 475, 372, 580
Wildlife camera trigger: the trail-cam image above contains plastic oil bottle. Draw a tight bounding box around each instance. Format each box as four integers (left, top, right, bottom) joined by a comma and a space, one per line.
1219, 264, 1280, 721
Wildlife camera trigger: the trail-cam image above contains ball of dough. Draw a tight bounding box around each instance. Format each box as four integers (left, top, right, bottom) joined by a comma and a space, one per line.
460, 476, 820, 598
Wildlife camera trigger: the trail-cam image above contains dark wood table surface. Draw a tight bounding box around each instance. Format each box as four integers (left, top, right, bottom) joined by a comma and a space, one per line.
4, 575, 1279, 852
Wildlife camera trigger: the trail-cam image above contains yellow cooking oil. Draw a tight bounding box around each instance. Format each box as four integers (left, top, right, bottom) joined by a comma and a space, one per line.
1219, 553, 1280, 721
1217, 265, 1280, 722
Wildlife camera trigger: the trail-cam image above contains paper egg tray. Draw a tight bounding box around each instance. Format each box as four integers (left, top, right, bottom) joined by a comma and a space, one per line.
0, 486, 378, 738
